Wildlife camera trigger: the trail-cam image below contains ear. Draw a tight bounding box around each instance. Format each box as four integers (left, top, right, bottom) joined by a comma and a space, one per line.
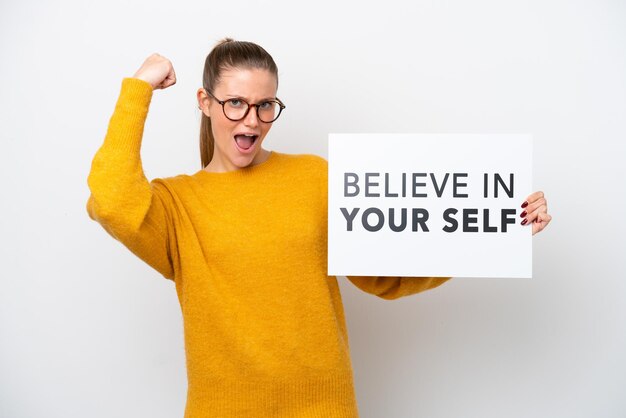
197, 88, 210, 117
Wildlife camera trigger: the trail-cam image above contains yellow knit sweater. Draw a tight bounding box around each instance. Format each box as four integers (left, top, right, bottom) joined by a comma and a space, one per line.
86, 77, 451, 418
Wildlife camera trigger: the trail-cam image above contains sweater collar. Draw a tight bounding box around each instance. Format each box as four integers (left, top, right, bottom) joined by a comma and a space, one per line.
193, 150, 279, 180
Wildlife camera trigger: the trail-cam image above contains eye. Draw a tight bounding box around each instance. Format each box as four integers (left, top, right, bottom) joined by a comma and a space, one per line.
227, 99, 243, 107
259, 101, 272, 109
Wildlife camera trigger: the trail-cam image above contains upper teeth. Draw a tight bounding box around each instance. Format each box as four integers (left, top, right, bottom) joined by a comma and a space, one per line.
244, 134, 255, 137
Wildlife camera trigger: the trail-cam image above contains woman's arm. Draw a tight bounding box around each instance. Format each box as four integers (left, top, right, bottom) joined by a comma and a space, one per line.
86, 76, 177, 281
346, 275, 451, 300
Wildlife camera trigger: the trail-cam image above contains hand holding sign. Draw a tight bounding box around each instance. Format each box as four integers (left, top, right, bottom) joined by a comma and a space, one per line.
520, 191, 552, 235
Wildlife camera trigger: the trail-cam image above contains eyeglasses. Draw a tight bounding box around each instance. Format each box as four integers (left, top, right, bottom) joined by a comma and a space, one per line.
205, 89, 286, 123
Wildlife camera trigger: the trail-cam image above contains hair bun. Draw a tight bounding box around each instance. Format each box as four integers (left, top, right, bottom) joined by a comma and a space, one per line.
216, 37, 235, 46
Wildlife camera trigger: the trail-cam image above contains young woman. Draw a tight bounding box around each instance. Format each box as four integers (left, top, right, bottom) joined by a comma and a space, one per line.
86, 38, 552, 418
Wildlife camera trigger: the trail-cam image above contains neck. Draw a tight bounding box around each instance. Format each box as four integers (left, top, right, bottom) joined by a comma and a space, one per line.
204, 148, 271, 173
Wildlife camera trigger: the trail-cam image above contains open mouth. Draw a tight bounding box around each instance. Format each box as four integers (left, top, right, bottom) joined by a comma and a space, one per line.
234, 134, 258, 152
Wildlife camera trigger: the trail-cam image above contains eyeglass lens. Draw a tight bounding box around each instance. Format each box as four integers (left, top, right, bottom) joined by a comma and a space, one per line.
223, 99, 281, 123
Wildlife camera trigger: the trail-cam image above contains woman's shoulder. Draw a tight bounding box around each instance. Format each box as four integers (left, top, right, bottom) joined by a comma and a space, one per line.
146, 167, 205, 197
272, 151, 327, 193
273, 151, 328, 171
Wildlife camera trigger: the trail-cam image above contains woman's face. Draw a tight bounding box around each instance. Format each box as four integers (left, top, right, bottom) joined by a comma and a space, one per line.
199, 67, 278, 172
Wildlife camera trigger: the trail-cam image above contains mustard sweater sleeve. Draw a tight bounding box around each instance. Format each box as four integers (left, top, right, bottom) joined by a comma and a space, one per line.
86, 77, 176, 281
346, 276, 452, 300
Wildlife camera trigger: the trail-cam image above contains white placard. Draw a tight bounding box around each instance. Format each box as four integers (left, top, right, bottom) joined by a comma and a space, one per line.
328, 134, 533, 278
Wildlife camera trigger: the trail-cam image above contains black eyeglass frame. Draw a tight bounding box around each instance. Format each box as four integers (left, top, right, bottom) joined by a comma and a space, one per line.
205, 89, 286, 123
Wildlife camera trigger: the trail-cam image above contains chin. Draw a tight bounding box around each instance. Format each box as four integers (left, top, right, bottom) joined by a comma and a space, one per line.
230, 150, 259, 168
234, 139, 265, 164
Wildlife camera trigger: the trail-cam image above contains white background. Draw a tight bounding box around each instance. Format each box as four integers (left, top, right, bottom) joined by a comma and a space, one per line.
1, 1, 625, 417
328, 134, 532, 278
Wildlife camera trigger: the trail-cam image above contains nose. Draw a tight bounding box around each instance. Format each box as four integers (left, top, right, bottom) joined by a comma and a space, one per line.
243, 105, 259, 128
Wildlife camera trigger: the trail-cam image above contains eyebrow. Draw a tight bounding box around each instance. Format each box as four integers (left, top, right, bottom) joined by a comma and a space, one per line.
225, 94, 277, 101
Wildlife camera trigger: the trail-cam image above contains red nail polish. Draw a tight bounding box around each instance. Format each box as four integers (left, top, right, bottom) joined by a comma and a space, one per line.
521, 218, 528, 225
521, 201, 528, 208
520, 211, 527, 218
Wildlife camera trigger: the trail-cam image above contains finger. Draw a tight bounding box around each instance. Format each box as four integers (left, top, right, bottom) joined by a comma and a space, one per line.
522, 204, 547, 226
532, 211, 552, 235
521, 190, 544, 208
164, 76, 176, 88
537, 211, 552, 225
520, 197, 547, 220
157, 74, 176, 90
168, 68, 177, 87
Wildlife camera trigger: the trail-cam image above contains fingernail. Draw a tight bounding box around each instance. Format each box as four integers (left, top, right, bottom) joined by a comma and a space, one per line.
521, 201, 528, 208
521, 218, 528, 225
520, 211, 527, 218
